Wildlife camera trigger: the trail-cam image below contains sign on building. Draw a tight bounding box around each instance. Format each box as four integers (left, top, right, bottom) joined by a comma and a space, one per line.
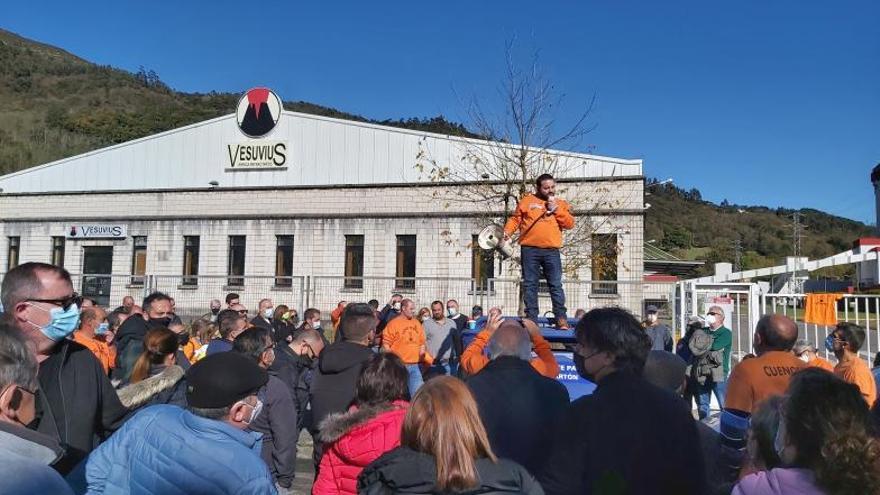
67, 224, 127, 239
226, 87, 288, 171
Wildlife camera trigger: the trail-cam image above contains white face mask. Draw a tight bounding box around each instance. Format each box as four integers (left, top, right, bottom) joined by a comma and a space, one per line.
262, 308, 274, 319
704, 314, 716, 326
798, 353, 811, 363
647, 314, 658, 323
447, 307, 458, 317
392, 302, 401, 311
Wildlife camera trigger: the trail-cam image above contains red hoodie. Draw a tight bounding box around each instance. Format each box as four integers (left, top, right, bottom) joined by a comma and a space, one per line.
313, 401, 409, 495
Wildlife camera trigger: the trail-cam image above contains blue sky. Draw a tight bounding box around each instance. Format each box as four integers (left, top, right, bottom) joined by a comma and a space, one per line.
5, 1, 878, 223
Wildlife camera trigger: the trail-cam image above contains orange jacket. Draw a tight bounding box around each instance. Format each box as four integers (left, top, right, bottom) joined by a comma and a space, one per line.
73, 331, 116, 375
503, 194, 574, 249
382, 315, 433, 365
460, 328, 560, 378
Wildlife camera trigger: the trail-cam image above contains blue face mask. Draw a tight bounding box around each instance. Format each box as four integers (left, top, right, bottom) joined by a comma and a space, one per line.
824, 334, 835, 353
96, 322, 110, 336
28, 303, 81, 341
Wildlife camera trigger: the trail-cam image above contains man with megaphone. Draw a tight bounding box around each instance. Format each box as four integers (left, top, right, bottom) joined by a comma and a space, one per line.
503, 173, 575, 329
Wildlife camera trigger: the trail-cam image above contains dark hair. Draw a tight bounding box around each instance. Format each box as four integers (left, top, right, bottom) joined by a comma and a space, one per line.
225, 293, 240, 304
535, 173, 555, 189
142, 291, 172, 313
0, 262, 72, 312
217, 309, 243, 338
785, 368, 880, 494
356, 353, 409, 406
107, 310, 126, 331
303, 308, 320, 322
131, 327, 178, 383
431, 300, 443, 310
748, 395, 784, 471
339, 303, 377, 342
368, 299, 379, 310
233, 327, 272, 363
874, 352, 880, 369
576, 307, 651, 375
836, 322, 866, 352
273, 304, 290, 322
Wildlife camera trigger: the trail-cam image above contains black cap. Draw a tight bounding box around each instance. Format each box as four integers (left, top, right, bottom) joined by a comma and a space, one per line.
646, 305, 659, 313
185, 352, 268, 408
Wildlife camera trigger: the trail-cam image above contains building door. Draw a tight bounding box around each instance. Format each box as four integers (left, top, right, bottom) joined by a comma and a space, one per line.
82, 246, 113, 307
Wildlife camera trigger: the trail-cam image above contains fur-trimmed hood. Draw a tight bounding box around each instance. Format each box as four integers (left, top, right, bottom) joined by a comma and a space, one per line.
318, 400, 408, 444
117, 365, 185, 409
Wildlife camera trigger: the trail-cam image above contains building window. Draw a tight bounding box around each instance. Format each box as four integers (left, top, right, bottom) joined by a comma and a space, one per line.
395, 235, 417, 291
51, 237, 65, 268
591, 234, 619, 295
344, 235, 364, 289
227, 236, 246, 287
275, 235, 294, 287
471, 234, 495, 292
7, 237, 20, 271
183, 236, 200, 286
130, 236, 147, 285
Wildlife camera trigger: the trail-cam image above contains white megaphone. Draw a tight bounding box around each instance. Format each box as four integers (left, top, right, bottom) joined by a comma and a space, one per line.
477, 224, 514, 259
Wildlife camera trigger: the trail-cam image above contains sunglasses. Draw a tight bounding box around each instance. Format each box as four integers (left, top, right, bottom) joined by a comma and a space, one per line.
26, 293, 82, 311
237, 310, 248, 315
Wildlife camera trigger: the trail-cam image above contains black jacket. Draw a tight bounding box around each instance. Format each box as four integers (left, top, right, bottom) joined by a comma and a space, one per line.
249, 374, 298, 488
310, 341, 374, 431
376, 305, 400, 334
251, 315, 273, 332
358, 446, 544, 494
450, 314, 468, 359
466, 356, 569, 474
113, 315, 149, 381
270, 344, 315, 431
539, 371, 706, 495
272, 320, 296, 344
36, 339, 129, 474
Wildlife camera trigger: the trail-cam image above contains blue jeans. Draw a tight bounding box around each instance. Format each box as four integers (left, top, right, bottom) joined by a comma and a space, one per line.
697, 378, 727, 420
521, 246, 567, 321
406, 364, 424, 398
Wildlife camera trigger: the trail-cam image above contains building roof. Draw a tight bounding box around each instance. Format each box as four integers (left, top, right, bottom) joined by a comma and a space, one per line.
0, 110, 642, 194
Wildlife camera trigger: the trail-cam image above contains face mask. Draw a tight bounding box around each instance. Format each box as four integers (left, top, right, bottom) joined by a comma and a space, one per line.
392, 302, 401, 311
647, 314, 658, 323
211, 308, 220, 315
704, 314, 716, 326
447, 308, 458, 318
96, 322, 110, 336
177, 332, 190, 347
575, 350, 605, 384
262, 308, 274, 319
245, 398, 264, 424
825, 334, 835, 353
149, 317, 173, 328
27, 303, 81, 341
798, 353, 810, 363
312, 321, 321, 331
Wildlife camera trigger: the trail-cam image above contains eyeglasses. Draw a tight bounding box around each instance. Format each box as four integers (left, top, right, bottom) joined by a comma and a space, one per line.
26, 293, 82, 311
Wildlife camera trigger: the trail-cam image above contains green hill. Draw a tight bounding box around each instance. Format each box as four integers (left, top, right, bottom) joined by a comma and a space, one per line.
0, 28, 872, 278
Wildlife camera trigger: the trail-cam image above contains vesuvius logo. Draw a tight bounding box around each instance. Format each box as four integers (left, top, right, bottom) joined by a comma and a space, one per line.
236, 88, 282, 138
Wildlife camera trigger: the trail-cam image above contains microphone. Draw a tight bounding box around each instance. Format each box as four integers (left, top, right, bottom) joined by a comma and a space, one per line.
545, 194, 557, 216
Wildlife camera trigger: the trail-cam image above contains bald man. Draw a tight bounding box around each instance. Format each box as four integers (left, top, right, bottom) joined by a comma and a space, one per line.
724, 314, 806, 414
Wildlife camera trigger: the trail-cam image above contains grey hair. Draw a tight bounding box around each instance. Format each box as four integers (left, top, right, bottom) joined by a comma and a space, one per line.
487, 324, 532, 361
0, 325, 38, 391
792, 339, 816, 355
187, 405, 231, 420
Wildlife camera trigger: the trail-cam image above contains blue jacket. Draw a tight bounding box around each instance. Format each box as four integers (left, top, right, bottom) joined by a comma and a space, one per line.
85, 405, 277, 495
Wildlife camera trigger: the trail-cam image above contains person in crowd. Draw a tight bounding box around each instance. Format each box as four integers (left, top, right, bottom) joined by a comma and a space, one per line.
311, 303, 377, 467
331, 300, 347, 330
271, 328, 324, 434
471, 305, 484, 322
206, 308, 248, 356
121, 296, 134, 313
252, 298, 275, 332
0, 327, 73, 495
423, 300, 457, 377
738, 396, 784, 478
231, 303, 250, 320
725, 314, 805, 415
539, 307, 706, 495
225, 292, 240, 308
299, 307, 322, 333
830, 322, 877, 407
167, 316, 192, 370
733, 368, 880, 495
81, 297, 97, 309
73, 306, 116, 375
793, 339, 834, 371
107, 308, 127, 335
416, 306, 431, 323
314, 353, 410, 495
461, 312, 559, 378
129, 305, 143, 317
115, 291, 174, 381
84, 352, 277, 494
445, 299, 467, 366
201, 299, 222, 323
376, 293, 403, 335
694, 305, 732, 419
116, 327, 187, 412
358, 376, 542, 494
503, 173, 574, 330
367, 299, 380, 315
382, 298, 432, 395
233, 327, 297, 492
643, 350, 727, 492
189, 319, 217, 363
467, 319, 569, 475
642, 305, 672, 352
0, 262, 128, 474
272, 304, 296, 344
178, 318, 202, 363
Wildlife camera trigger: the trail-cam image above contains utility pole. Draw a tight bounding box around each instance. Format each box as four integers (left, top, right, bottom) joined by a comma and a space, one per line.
790, 212, 806, 293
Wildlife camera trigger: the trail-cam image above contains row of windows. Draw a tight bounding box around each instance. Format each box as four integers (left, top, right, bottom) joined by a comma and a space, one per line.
5, 233, 618, 289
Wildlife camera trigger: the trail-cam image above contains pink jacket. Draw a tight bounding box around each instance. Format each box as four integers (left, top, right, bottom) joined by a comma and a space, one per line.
312, 401, 409, 495
734, 468, 825, 495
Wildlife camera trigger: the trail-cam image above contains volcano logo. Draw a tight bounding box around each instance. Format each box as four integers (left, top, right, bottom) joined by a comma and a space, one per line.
236, 88, 282, 138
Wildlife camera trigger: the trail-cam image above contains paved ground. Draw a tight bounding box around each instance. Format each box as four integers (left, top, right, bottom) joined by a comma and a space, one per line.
288, 431, 316, 495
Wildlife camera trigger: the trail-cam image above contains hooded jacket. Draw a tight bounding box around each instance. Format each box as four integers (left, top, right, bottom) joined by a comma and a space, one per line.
313, 401, 409, 495
357, 446, 544, 495
310, 341, 375, 430
36, 338, 129, 474
116, 364, 187, 412
0, 421, 72, 495
733, 468, 825, 495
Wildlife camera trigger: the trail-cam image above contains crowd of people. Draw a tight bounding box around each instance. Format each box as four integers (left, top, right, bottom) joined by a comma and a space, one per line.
2, 261, 880, 494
